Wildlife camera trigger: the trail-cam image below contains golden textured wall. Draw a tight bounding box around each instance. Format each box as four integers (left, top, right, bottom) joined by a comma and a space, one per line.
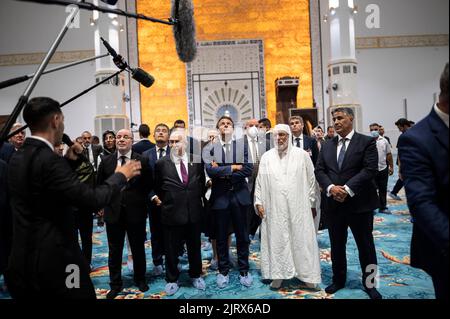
137, 0, 312, 133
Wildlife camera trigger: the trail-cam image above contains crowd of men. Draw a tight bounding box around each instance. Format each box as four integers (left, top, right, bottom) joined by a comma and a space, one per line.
0, 63, 447, 300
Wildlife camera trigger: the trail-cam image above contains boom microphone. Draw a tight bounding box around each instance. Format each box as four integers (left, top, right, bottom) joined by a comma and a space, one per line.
131, 68, 155, 88
171, 0, 197, 63
100, 37, 128, 70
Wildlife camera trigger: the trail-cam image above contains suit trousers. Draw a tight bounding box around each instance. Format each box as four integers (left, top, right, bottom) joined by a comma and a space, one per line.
392, 178, 404, 195
431, 256, 449, 299
74, 209, 93, 265
327, 209, 378, 286
106, 214, 147, 290
214, 194, 250, 276
149, 204, 165, 266
375, 168, 389, 210
163, 222, 202, 283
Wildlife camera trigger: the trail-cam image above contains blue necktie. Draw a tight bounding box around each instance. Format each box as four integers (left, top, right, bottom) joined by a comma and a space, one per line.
337, 138, 348, 170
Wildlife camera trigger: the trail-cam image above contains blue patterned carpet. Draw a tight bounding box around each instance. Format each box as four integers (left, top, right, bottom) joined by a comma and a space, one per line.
0, 175, 435, 299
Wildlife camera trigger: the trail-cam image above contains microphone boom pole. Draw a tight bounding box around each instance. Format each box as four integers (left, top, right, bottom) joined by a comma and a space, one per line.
17, 0, 177, 25
0, 4, 80, 148
0, 53, 109, 90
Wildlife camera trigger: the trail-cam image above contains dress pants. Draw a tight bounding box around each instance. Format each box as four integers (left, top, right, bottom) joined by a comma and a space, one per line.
375, 168, 389, 210
431, 255, 449, 300
327, 209, 378, 287
392, 178, 404, 195
163, 221, 202, 283
214, 194, 250, 276
74, 209, 93, 265
149, 204, 165, 266
106, 212, 147, 290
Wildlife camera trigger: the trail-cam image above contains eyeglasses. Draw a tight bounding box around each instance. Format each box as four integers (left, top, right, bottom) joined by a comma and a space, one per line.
169, 139, 180, 144
116, 135, 132, 140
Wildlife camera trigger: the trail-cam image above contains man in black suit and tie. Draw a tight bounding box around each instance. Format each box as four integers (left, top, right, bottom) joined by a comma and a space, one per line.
132, 124, 156, 154
315, 107, 381, 299
203, 116, 254, 289
142, 123, 170, 275
258, 118, 274, 152
154, 129, 206, 295
398, 63, 449, 299
5, 97, 140, 299
81, 131, 102, 170
289, 116, 319, 165
97, 128, 153, 299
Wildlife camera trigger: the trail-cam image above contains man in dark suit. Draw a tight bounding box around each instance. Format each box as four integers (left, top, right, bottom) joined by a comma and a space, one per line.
0, 159, 11, 279
258, 118, 274, 152
132, 124, 155, 154
97, 128, 153, 299
203, 116, 254, 289
289, 115, 319, 165
154, 129, 206, 295
5, 97, 140, 299
81, 131, 102, 170
244, 119, 268, 237
0, 142, 14, 163
142, 123, 170, 275
398, 63, 449, 300
315, 107, 381, 299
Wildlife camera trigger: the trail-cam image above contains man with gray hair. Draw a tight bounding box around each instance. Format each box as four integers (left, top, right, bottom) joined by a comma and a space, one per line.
154, 129, 206, 295
315, 107, 381, 299
9, 123, 26, 151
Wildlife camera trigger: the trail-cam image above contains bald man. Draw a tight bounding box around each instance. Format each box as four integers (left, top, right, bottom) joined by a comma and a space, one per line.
97, 129, 154, 299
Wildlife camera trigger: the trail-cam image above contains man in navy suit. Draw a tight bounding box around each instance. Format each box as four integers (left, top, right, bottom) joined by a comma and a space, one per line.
315, 107, 381, 299
142, 123, 170, 276
203, 116, 254, 288
289, 116, 319, 166
132, 124, 155, 154
398, 63, 449, 300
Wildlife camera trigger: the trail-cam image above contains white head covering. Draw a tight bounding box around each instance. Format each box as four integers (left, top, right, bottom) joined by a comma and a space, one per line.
272, 124, 293, 155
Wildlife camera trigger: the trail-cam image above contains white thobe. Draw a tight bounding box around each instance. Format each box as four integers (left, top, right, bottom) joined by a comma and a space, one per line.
254, 147, 322, 284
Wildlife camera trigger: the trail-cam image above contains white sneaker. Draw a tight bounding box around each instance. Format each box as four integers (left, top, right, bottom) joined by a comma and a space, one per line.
127, 259, 134, 272
239, 273, 253, 287
165, 282, 179, 296
209, 259, 218, 271
216, 273, 229, 289
192, 277, 206, 290
270, 279, 283, 289
153, 265, 164, 276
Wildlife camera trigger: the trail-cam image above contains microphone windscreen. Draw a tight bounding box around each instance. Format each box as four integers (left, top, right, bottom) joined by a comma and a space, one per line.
171, 0, 197, 63
132, 68, 155, 88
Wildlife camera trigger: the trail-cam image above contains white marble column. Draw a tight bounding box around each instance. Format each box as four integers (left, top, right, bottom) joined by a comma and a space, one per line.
92, 0, 129, 137
325, 0, 362, 131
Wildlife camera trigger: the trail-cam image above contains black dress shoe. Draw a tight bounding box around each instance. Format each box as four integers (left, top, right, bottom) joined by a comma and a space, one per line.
136, 281, 149, 292
364, 287, 383, 299
325, 283, 345, 294
106, 289, 120, 300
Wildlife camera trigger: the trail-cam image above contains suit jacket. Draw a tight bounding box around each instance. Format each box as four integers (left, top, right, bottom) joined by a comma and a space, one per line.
315, 132, 379, 214
0, 159, 10, 273
0, 142, 15, 163
6, 138, 127, 297
83, 144, 102, 170
203, 139, 253, 210
96, 151, 153, 224
398, 107, 449, 274
142, 146, 171, 201
155, 155, 205, 226
132, 139, 156, 155
293, 134, 320, 165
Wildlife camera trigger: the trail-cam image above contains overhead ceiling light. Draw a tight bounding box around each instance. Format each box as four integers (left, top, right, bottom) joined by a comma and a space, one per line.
119, 24, 125, 32
111, 18, 119, 26
89, 17, 95, 26
323, 14, 328, 23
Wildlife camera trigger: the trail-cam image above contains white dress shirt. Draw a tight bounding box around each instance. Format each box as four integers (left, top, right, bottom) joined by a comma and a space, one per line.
376, 136, 391, 171
156, 145, 168, 160
173, 152, 189, 184
327, 130, 355, 198
246, 135, 259, 163
117, 150, 132, 166
292, 133, 304, 149
434, 103, 449, 128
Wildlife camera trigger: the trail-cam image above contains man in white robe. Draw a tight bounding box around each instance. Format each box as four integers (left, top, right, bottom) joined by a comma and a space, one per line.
254, 124, 322, 289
